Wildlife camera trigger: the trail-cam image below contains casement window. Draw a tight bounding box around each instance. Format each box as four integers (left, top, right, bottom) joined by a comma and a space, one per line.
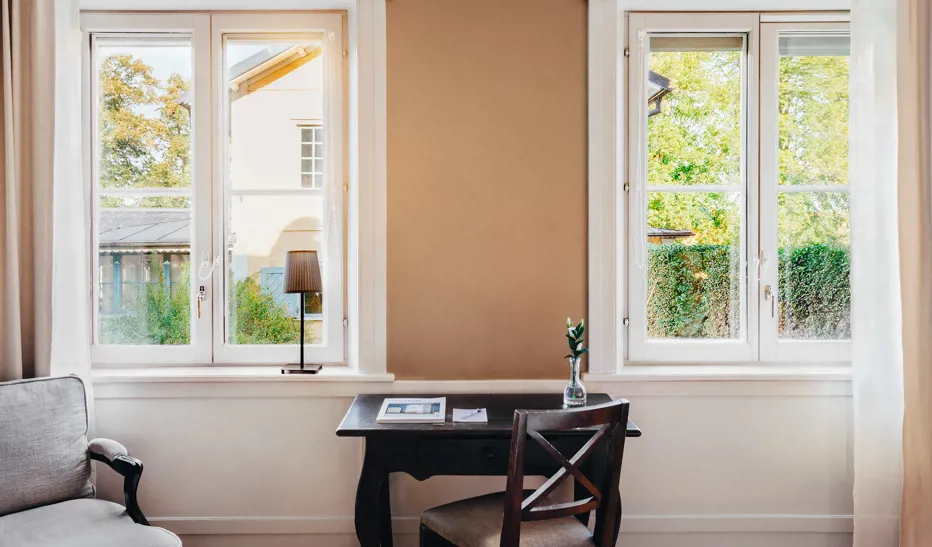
626, 13, 851, 363
85, 12, 346, 365
299, 126, 325, 189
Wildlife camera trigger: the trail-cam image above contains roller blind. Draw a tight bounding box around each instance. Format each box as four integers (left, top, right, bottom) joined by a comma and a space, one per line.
779, 33, 850, 56
649, 35, 744, 52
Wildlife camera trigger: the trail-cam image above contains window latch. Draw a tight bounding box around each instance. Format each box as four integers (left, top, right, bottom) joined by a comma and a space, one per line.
764, 285, 774, 318
197, 286, 206, 319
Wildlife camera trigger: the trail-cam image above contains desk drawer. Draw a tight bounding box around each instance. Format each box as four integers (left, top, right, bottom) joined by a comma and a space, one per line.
415, 438, 511, 476
410, 436, 592, 478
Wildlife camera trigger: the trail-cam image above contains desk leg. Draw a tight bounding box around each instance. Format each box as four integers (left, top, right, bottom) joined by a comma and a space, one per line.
356, 440, 390, 547
379, 473, 394, 547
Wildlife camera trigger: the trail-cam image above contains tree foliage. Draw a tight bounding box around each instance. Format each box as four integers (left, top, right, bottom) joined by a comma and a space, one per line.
98, 54, 191, 207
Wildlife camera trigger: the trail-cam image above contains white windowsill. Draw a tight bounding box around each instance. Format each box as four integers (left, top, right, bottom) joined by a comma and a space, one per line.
92, 365, 395, 384
585, 364, 851, 383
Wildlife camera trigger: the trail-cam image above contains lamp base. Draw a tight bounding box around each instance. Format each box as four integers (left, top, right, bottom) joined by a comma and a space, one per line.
281, 363, 323, 374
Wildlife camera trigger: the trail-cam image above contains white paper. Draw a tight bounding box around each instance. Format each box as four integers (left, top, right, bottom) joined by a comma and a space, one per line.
452, 408, 488, 423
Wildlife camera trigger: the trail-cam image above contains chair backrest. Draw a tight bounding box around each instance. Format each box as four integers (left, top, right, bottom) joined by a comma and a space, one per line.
500, 399, 630, 547
0, 376, 94, 516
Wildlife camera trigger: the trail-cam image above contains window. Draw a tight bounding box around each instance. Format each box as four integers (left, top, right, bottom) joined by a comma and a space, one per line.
86, 12, 346, 365
300, 126, 325, 189
760, 23, 851, 362
626, 13, 850, 363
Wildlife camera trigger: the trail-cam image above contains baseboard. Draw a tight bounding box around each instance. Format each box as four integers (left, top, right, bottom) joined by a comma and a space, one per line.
149, 514, 854, 536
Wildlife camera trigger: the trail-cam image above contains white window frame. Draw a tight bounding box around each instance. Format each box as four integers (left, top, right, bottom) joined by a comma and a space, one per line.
85, 12, 212, 366
82, 4, 387, 372
759, 21, 852, 362
211, 12, 345, 364
626, 12, 760, 364
586, 3, 851, 373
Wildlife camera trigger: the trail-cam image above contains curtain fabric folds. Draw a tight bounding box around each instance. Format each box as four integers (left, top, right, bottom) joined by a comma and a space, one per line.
895, 0, 932, 544
0, 0, 89, 382
0, 0, 56, 381
851, 0, 932, 545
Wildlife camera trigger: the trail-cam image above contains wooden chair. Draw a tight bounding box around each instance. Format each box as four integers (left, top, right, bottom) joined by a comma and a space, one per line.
419, 399, 631, 547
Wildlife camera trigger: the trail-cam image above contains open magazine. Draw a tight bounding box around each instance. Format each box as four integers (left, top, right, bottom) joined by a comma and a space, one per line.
376, 397, 446, 424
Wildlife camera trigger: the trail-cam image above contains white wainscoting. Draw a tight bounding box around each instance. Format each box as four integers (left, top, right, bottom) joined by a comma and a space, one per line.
92, 373, 853, 547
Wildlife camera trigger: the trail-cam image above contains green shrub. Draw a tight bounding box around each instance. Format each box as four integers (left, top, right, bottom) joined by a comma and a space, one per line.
646, 243, 850, 340
100, 265, 321, 346
228, 274, 320, 345
647, 244, 741, 338
100, 263, 191, 345
777, 244, 850, 339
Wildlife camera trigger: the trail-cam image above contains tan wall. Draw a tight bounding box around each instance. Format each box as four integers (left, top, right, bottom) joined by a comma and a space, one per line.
386, 0, 588, 380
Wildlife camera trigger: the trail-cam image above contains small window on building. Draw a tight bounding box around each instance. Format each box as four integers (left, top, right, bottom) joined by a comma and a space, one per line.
300, 126, 324, 189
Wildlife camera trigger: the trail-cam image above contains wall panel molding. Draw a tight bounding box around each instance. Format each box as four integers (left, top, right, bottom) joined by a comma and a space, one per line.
152, 514, 854, 536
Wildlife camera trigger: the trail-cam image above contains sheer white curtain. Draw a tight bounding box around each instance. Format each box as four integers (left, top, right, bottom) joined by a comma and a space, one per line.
851, 0, 932, 545
50, 0, 91, 380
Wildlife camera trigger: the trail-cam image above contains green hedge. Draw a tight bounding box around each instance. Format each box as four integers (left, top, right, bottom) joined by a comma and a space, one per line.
647, 243, 850, 339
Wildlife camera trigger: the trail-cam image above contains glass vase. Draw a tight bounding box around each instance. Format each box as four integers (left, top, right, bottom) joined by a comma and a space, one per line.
563, 357, 587, 407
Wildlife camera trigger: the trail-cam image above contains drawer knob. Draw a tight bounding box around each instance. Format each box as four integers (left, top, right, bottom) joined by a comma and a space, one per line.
481, 446, 495, 459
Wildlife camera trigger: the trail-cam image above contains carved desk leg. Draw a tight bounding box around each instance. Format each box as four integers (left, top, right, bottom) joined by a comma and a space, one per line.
379, 471, 394, 547
356, 439, 390, 547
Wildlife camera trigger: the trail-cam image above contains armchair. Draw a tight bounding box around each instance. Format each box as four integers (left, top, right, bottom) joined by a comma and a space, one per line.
0, 376, 179, 546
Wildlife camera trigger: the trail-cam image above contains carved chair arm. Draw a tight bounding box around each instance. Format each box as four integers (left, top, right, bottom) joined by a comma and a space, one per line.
89, 438, 149, 525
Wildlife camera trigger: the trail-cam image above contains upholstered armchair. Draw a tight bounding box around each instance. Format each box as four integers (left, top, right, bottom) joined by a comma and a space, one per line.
0, 376, 180, 546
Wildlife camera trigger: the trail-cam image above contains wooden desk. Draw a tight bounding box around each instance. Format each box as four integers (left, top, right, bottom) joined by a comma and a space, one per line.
336, 393, 641, 547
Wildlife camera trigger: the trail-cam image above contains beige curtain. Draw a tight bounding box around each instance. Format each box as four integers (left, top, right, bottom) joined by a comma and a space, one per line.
0, 0, 56, 381
898, 0, 932, 544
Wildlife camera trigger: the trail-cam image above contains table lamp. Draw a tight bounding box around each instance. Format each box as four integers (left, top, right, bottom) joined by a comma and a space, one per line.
282, 250, 323, 374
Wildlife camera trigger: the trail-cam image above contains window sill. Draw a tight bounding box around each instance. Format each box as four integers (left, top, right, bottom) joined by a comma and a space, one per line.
92, 365, 395, 384
584, 364, 851, 383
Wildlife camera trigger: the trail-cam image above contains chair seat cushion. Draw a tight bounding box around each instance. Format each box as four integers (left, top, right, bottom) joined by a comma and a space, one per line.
0, 499, 180, 547
421, 492, 594, 547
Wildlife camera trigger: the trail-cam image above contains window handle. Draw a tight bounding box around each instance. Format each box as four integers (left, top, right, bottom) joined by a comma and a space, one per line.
197, 286, 206, 319
764, 285, 775, 318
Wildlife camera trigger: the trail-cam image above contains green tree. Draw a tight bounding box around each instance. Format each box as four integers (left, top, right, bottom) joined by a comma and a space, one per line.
98, 54, 190, 207
647, 49, 742, 246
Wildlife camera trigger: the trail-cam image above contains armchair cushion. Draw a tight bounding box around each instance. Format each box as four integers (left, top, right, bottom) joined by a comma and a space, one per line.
89, 438, 128, 462
0, 499, 180, 547
0, 377, 93, 517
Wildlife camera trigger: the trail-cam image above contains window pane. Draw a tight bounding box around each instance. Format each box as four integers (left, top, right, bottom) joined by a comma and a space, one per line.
776, 32, 851, 343
227, 195, 324, 345
778, 35, 850, 186
94, 35, 193, 346
226, 38, 325, 191
96, 37, 192, 190
97, 208, 192, 345
778, 192, 850, 340
647, 192, 742, 339
647, 35, 743, 186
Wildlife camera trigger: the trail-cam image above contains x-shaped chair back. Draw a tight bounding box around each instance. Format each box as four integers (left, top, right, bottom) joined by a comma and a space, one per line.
499, 399, 630, 547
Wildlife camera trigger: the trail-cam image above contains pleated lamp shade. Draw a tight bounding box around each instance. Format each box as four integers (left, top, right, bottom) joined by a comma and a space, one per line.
284, 250, 322, 294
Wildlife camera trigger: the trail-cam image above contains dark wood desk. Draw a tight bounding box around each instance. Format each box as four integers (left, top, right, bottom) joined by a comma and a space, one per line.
336, 393, 641, 547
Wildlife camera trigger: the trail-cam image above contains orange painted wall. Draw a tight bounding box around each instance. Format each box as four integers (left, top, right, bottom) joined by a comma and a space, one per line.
386, 0, 588, 379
